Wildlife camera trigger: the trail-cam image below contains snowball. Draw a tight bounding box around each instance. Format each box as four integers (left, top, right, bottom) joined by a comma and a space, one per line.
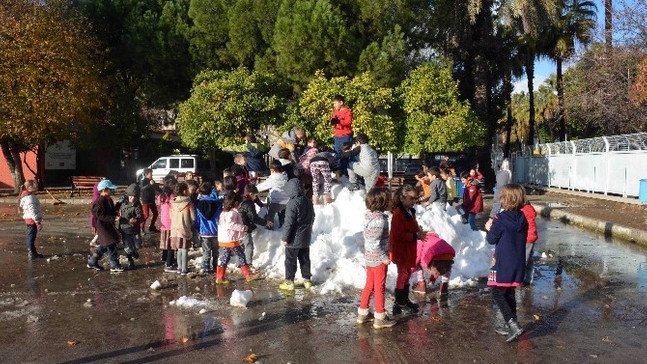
229, 289, 253, 308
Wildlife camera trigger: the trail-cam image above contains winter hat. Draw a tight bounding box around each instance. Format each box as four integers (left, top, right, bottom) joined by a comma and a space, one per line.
97, 179, 117, 191
125, 183, 140, 197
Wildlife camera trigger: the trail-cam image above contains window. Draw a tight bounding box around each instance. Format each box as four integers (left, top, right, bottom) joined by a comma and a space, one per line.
169, 158, 179, 169
181, 159, 194, 169
151, 159, 167, 169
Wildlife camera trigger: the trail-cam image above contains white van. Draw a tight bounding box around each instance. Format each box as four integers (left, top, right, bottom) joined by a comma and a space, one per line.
135, 155, 198, 182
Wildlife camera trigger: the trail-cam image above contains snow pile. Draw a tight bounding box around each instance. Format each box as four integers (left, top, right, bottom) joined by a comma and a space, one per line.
229, 289, 253, 308
250, 184, 492, 294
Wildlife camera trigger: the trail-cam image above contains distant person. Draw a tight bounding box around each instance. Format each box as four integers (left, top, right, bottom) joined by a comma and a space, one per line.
485, 184, 528, 343
457, 171, 483, 231
390, 185, 427, 315
195, 182, 223, 274
278, 148, 296, 180
491, 159, 512, 217
414, 169, 431, 204
140, 168, 160, 233
296, 137, 319, 172
439, 155, 450, 170
309, 149, 337, 205
216, 192, 259, 284
269, 128, 305, 161
521, 194, 538, 285
257, 160, 289, 227
425, 167, 447, 211
279, 179, 315, 291
19, 180, 43, 259
329, 95, 353, 154
341, 133, 380, 192
89, 180, 101, 247
158, 180, 176, 272
170, 183, 196, 276
116, 183, 143, 270
87, 180, 124, 272
441, 168, 457, 206
412, 233, 455, 295
357, 188, 396, 329
223, 134, 270, 176
239, 184, 272, 270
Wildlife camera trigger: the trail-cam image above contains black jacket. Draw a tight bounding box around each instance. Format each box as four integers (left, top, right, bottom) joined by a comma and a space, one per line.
140, 178, 161, 204
281, 179, 315, 249
239, 197, 267, 232
117, 200, 143, 235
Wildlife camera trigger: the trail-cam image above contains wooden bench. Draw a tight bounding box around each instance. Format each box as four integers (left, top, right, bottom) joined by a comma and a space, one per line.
70, 176, 104, 197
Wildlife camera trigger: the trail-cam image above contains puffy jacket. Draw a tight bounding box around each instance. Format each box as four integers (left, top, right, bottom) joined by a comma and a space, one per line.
195, 194, 223, 237
223, 142, 269, 173
157, 194, 174, 231
20, 192, 42, 222
218, 209, 247, 247
389, 206, 420, 268
117, 200, 143, 235
486, 210, 528, 286
170, 196, 195, 240
342, 144, 379, 170
462, 180, 483, 213
331, 107, 353, 137
418, 233, 455, 269
91, 195, 120, 246
256, 172, 289, 204
281, 179, 315, 249
269, 130, 300, 160
239, 197, 267, 232
521, 204, 538, 244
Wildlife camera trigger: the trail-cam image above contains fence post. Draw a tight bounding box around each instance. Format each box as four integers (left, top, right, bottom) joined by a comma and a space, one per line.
570, 141, 577, 191
547, 145, 552, 187
603, 136, 610, 195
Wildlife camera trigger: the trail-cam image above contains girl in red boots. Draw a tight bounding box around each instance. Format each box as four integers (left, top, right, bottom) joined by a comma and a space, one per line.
390, 184, 427, 315
216, 191, 259, 284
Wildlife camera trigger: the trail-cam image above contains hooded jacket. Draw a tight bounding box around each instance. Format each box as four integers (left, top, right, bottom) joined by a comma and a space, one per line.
486, 209, 528, 286
256, 172, 289, 204
521, 204, 538, 244
239, 197, 267, 232
170, 195, 195, 240
418, 233, 455, 269
462, 180, 483, 213
281, 179, 315, 249
269, 130, 300, 160
91, 195, 120, 246
389, 206, 420, 267
218, 208, 247, 247
195, 194, 223, 237
117, 197, 143, 235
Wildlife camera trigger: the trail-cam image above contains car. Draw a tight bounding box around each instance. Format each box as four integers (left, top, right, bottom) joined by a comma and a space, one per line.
135, 155, 199, 182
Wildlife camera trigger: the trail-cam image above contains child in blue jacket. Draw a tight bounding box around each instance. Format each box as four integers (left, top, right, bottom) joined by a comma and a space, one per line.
195, 182, 223, 273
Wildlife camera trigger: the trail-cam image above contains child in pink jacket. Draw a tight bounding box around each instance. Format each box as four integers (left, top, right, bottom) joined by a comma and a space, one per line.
216, 191, 259, 284
158, 183, 176, 272
412, 233, 455, 295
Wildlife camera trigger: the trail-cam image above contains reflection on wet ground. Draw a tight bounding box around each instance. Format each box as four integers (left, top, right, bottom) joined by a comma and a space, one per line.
0, 204, 646, 363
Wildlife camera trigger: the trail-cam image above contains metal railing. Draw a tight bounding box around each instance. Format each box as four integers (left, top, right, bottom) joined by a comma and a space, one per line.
512, 132, 647, 197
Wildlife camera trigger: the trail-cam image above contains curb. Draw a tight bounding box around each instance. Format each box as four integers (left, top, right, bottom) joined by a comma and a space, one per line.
533, 204, 647, 246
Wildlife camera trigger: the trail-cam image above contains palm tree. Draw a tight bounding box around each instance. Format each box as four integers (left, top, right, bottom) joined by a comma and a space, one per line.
547, 0, 597, 141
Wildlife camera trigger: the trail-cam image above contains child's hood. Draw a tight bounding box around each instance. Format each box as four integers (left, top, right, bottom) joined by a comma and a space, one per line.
496, 210, 527, 232
284, 178, 304, 199
171, 195, 192, 210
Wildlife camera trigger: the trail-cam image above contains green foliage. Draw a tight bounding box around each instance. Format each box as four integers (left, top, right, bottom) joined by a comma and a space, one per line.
187, 0, 233, 69
227, 0, 280, 69
273, 0, 359, 85
176, 68, 289, 150
398, 63, 484, 154
357, 25, 407, 88
296, 71, 400, 152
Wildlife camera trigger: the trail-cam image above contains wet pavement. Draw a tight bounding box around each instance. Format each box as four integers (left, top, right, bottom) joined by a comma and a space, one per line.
1, 204, 646, 363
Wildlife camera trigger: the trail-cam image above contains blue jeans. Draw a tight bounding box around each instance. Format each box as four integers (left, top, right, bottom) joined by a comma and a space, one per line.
89, 243, 120, 268
334, 135, 353, 172
468, 213, 478, 231
26, 224, 37, 253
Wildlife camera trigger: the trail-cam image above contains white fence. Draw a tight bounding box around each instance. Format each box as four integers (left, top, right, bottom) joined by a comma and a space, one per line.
512, 133, 647, 198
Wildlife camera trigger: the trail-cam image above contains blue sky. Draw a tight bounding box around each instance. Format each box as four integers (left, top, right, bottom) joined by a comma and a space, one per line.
513, 0, 607, 93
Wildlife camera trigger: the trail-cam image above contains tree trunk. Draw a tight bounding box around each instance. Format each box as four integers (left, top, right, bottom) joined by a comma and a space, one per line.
605, 0, 613, 52
557, 57, 567, 141
504, 72, 513, 158
526, 49, 536, 147
0, 137, 25, 194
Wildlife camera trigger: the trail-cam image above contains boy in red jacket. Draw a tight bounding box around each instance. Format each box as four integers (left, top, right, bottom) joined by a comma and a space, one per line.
457, 171, 483, 231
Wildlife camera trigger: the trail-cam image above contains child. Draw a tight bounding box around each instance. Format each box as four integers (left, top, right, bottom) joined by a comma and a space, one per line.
232, 163, 249, 196
329, 95, 353, 155
158, 181, 176, 272
412, 233, 455, 295
19, 180, 43, 259
441, 168, 457, 205
186, 179, 200, 248
297, 137, 319, 172
414, 170, 431, 204
389, 184, 427, 315
279, 178, 315, 291
425, 167, 448, 211
239, 185, 272, 269
485, 184, 528, 343
222, 175, 238, 196
195, 182, 223, 273
457, 171, 483, 231
89, 181, 101, 247
257, 160, 289, 227
117, 183, 143, 269
341, 133, 380, 192
140, 168, 160, 233
278, 148, 296, 180
170, 183, 196, 275
87, 179, 124, 272
309, 150, 336, 205
357, 188, 396, 329
521, 196, 538, 285
216, 191, 259, 284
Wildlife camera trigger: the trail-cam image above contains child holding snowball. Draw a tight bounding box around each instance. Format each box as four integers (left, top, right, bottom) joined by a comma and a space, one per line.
357, 188, 396, 329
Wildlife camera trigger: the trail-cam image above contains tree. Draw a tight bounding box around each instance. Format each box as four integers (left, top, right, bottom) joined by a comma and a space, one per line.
272, 0, 359, 87
187, 0, 233, 70
398, 62, 485, 154
227, 0, 280, 69
176, 68, 289, 150
0, 0, 108, 192
357, 25, 408, 88
546, 0, 596, 141
295, 71, 401, 152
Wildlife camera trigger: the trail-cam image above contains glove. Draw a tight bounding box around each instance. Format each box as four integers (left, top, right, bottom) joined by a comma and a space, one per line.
328, 116, 340, 126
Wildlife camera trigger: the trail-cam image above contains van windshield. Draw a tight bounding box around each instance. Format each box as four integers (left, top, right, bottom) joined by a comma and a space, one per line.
152, 159, 166, 169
